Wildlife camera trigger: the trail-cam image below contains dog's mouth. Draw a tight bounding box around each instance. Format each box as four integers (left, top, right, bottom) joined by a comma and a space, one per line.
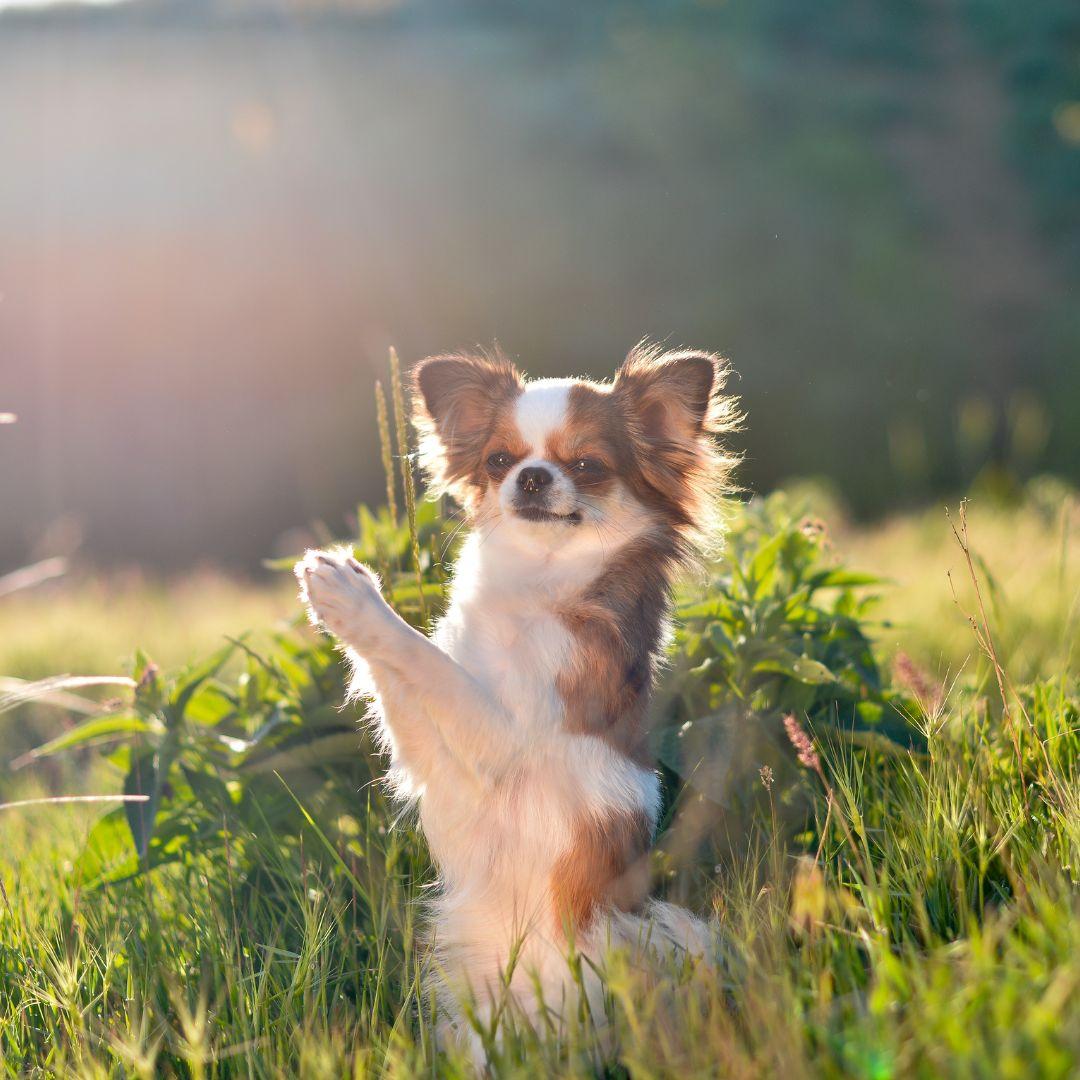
514, 506, 583, 526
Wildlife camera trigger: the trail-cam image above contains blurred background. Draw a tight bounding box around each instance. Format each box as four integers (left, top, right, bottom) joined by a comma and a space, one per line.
1, 0, 1078, 573
4, 8, 1079, 1066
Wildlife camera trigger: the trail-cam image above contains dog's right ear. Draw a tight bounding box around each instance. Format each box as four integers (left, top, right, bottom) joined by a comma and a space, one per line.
413, 353, 520, 433
412, 352, 523, 499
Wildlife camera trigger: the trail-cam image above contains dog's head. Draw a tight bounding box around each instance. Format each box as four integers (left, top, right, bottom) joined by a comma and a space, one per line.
412, 343, 737, 555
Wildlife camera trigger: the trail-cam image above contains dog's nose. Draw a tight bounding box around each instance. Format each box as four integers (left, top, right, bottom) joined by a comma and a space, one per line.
517, 466, 553, 495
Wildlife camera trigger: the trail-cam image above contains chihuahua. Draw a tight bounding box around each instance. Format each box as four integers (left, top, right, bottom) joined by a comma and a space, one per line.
295, 343, 736, 1057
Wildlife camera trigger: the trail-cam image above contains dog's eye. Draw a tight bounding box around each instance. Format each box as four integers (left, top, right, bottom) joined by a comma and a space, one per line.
573, 458, 604, 475
486, 451, 514, 472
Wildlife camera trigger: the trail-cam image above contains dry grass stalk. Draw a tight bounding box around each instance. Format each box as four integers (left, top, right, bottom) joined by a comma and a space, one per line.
375, 379, 398, 525
389, 347, 428, 627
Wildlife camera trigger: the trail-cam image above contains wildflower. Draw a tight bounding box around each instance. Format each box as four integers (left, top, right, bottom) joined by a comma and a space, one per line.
783, 713, 821, 772
759, 764, 774, 790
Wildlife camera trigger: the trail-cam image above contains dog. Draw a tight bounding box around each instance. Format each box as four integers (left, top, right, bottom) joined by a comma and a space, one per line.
295, 342, 737, 1059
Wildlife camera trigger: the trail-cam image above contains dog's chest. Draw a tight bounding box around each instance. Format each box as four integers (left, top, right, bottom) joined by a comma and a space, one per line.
437, 593, 573, 729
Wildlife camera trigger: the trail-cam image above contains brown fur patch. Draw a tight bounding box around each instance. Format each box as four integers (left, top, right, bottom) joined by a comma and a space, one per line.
556, 533, 677, 766
478, 411, 531, 473
543, 383, 626, 498
411, 351, 523, 507
551, 806, 652, 930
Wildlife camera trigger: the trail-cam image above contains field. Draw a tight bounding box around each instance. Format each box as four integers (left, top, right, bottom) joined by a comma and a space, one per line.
1, 485, 1078, 1077
3, 0, 1078, 1073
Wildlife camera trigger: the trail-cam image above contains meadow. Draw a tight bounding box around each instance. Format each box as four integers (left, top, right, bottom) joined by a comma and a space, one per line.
3, 1, 1078, 1074
1, 472, 1077, 1077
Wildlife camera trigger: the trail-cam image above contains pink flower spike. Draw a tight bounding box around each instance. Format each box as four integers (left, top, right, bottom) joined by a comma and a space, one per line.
783, 713, 821, 771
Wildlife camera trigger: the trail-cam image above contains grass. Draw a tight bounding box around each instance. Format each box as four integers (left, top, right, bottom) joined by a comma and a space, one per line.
0, 568, 294, 680
1, 486, 1078, 1076
844, 486, 1079, 683
1, 667, 1076, 1075
0, 570, 294, 773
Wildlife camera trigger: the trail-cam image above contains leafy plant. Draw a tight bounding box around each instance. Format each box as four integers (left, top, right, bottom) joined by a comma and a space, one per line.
664, 492, 909, 731
650, 492, 920, 881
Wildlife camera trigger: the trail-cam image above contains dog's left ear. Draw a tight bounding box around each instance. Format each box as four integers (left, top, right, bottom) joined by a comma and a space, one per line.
613, 347, 724, 444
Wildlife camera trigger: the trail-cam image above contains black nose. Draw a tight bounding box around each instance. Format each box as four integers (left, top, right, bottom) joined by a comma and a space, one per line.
517, 466, 553, 495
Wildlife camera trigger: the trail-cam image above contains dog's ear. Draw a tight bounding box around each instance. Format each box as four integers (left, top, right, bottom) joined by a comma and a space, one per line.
412, 351, 522, 499
613, 346, 725, 445
413, 352, 522, 444
613, 345, 737, 536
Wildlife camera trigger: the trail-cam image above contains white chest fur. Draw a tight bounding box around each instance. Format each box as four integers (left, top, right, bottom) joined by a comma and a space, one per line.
433, 529, 601, 730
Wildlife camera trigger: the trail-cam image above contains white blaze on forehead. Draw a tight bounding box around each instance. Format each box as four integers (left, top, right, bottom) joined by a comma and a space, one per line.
514, 378, 574, 454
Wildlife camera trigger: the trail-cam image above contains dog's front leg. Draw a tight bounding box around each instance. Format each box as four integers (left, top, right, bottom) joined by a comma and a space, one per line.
294, 548, 520, 787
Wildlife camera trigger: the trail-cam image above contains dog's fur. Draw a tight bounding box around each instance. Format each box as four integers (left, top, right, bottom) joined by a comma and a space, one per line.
295, 343, 737, 1057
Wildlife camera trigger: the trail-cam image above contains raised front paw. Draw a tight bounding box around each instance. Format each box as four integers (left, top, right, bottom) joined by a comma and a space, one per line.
294, 547, 383, 642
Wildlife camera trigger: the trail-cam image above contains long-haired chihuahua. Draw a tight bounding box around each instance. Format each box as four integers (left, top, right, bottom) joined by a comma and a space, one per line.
295, 342, 737, 1060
